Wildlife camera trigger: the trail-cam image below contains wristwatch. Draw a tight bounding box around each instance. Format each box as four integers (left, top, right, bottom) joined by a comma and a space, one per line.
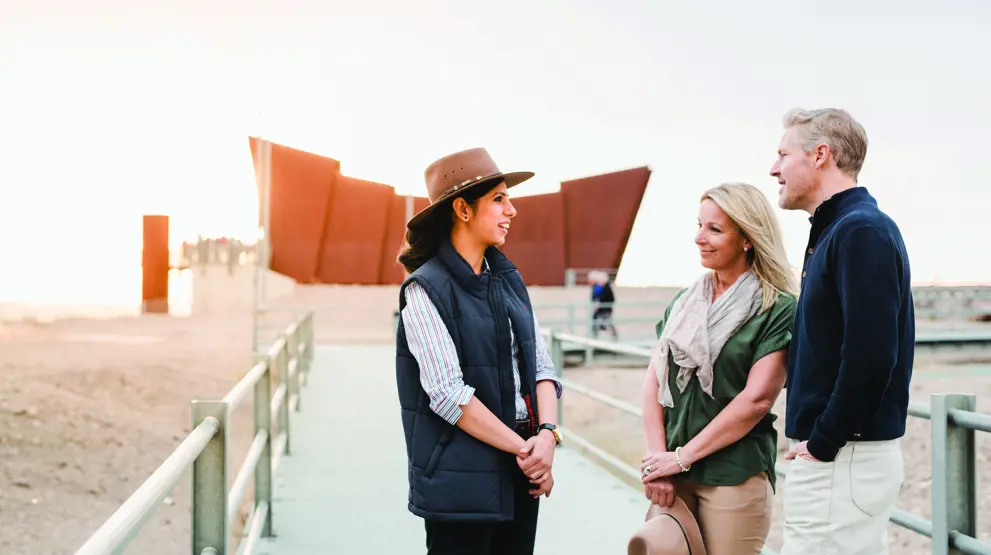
537, 423, 562, 445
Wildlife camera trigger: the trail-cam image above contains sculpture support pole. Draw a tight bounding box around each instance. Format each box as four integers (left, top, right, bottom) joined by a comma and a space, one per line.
141, 215, 170, 314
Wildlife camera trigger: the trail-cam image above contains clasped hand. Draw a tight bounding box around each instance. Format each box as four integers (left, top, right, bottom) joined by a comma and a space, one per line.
639, 451, 683, 483
644, 477, 676, 507
516, 431, 556, 498
640, 451, 679, 507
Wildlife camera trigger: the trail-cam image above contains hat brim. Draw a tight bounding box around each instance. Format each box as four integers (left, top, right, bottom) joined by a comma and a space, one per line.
406, 170, 535, 230
628, 498, 707, 555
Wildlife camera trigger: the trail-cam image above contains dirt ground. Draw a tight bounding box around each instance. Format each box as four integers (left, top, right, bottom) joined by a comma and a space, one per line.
1, 283, 989, 554
0, 285, 400, 555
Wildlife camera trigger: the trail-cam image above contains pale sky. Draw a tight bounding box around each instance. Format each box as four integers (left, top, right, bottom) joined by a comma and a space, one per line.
1, 0, 989, 302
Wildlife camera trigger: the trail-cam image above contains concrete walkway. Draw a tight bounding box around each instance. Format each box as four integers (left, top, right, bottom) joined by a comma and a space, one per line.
257, 345, 647, 554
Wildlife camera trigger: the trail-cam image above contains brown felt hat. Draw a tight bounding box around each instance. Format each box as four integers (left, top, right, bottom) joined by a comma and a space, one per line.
628, 498, 707, 555
406, 147, 534, 229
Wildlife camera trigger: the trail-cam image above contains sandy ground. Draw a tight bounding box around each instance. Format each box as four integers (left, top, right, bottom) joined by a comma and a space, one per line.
1, 282, 989, 554
0, 283, 433, 555
0, 311, 260, 554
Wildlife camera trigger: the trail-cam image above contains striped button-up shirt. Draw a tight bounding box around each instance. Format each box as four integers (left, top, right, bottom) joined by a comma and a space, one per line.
402, 280, 562, 426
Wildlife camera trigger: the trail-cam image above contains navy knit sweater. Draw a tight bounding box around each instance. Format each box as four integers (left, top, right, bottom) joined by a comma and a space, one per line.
785, 187, 915, 462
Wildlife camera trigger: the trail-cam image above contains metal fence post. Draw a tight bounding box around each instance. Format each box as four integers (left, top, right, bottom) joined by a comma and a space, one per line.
289, 328, 301, 412
305, 313, 315, 385
279, 341, 292, 455
191, 401, 228, 555
254, 362, 274, 537
299, 314, 312, 387
550, 330, 565, 429
307, 312, 315, 369
585, 300, 594, 363
931, 393, 977, 555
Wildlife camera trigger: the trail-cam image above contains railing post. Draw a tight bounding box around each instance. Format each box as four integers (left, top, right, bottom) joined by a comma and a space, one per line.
254, 362, 274, 537
279, 340, 292, 455
585, 300, 595, 364
550, 330, 565, 429
307, 312, 315, 366
304, 313, 314, 385
298, 314, 311, 387
191, 401, 228, 555
306, 312, 317, 374
931, 393, 977, 555
289, 328, 301, 412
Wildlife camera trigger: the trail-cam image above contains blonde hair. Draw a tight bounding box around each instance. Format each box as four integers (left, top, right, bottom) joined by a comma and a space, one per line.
783, 107, 868, 179
702, 183, 798, 311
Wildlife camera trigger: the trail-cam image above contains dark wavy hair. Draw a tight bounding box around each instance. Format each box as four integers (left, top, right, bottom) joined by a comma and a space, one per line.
397, 179, 503, 274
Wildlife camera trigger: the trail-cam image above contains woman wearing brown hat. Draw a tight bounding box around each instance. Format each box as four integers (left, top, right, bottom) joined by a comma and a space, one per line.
631, 182, 798, 555
394, 147, 563, 555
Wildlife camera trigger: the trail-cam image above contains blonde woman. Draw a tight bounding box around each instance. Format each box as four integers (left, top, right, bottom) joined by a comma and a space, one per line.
631, 183, 798, 555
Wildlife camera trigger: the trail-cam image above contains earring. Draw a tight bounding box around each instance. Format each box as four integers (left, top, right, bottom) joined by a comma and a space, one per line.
744, 246, 749, 252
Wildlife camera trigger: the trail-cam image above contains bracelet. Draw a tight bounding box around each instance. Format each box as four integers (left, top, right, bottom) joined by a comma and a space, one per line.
675, 446, 692, 472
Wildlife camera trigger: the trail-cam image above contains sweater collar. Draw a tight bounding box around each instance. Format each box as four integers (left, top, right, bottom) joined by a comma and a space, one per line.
808, 186, 877, 241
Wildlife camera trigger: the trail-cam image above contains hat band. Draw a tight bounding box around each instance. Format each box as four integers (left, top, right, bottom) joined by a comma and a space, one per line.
440, 172, 501, 199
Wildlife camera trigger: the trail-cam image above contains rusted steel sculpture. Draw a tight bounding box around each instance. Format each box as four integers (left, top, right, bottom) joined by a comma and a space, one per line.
248, 137, 649, 286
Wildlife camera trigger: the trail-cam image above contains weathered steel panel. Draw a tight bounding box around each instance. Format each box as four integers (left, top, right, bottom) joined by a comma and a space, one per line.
499, 192, 567, 286
249, 137, 340, 283
315, 176, 395, 284
141, 214, 170, 313
378, 195, 430, 284
562, 167, 651, 272
247, 139, 648, 286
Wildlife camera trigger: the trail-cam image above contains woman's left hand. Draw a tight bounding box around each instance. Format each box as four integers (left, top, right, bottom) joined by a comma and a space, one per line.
517, 431, 556, 481
640, 451, 685, 483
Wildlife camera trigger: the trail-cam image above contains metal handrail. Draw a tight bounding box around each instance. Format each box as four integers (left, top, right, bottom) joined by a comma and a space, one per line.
949, 407, 991, 433
552, 331, 652, 358
223, 361, 267, 411
74, 311, 315, 555
227, 430, 269, 525
544, 330, 991, 555
534, 285, 991, 310
74, 418, 221, 554
533, 294, 991, 349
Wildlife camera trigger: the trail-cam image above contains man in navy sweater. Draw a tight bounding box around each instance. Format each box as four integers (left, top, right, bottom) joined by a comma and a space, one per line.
771, 108, 914, 555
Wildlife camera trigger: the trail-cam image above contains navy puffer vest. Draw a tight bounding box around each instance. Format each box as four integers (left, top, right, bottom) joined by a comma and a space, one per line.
396, 239, 538, 522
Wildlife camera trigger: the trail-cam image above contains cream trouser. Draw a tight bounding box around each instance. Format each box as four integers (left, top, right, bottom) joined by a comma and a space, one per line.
781, 439, 904, 555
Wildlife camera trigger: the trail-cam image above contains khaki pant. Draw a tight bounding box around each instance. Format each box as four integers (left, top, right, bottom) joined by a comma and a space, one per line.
676, 472, 773, 555
781, 439, 904, 555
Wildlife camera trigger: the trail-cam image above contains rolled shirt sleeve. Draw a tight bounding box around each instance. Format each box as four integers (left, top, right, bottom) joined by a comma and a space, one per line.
533, 312, 563, 399
401, 281, 475, 425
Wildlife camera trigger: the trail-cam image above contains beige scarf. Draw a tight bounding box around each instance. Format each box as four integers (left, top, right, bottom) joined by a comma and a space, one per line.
648, 271, 762, 407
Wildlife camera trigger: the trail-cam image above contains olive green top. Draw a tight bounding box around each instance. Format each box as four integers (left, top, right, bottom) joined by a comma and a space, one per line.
655, 288, 796, 492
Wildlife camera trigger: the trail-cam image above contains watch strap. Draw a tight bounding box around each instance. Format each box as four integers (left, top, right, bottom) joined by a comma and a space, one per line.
537, 423, 561, 444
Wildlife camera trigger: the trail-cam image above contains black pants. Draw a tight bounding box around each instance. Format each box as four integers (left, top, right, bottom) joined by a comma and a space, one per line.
592, 308, 617, 340
424, 471, 540, 555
